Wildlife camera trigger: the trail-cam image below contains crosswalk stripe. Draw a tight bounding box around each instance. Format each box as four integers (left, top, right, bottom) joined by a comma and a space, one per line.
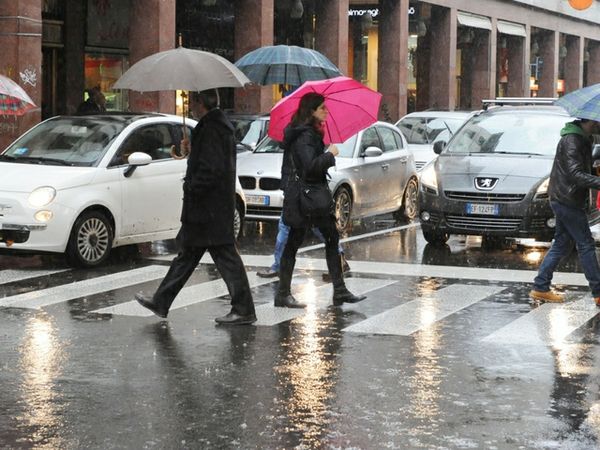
0, 266, 169, 309
92, 272, 277, 317
343, 284, 506, 336
481, 297, 599, 346
255, 278, 396, 326
0, 269, 69, 286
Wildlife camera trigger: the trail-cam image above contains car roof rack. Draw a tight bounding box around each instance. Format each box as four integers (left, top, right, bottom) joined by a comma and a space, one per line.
481, 97, 557, 110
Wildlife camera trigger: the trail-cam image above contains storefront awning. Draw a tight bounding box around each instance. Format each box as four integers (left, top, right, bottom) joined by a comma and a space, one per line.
457, 11, 492, 31
497, 20, 527, 37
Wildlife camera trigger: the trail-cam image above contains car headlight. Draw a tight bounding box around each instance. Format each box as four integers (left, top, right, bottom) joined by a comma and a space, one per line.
420, 163, 438, 194
28, 186, 56, 207
536, 177, 549, 195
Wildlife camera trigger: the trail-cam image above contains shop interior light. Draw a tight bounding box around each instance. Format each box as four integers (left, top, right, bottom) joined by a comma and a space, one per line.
290, 0, 303, 19
417, 20, 427, 37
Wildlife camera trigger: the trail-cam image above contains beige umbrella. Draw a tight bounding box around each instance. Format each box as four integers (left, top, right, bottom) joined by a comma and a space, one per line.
113, 46, 251, 157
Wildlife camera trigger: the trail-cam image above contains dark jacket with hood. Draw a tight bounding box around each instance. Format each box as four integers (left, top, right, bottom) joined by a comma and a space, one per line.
548, 121, 600, 210
281, 123, 335, 227
177, 108, 237, 247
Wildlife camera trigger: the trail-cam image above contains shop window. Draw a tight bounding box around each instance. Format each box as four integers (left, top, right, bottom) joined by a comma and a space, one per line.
84, 54, 127, 111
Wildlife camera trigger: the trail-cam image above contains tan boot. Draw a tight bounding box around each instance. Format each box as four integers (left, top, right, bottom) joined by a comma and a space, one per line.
529, 289, 564, 303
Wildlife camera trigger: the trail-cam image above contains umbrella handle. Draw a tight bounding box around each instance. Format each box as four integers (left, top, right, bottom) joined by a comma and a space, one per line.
171, 91, 189, 159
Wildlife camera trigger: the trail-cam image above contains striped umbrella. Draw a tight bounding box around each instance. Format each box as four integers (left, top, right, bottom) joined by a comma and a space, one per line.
0, 75, 36, 116
235, 45, 342, 86
555, 83, 600, 121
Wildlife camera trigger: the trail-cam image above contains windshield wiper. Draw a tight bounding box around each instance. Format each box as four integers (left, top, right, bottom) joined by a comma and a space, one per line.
237, 142, 253, 152
0, 154, 16, 161
14, 156, 74, 166
494, 151, 545, 156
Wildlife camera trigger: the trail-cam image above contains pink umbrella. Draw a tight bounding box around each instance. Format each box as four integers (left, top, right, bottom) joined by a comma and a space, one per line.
268, 76, 382, 144
0, 74, 36, 116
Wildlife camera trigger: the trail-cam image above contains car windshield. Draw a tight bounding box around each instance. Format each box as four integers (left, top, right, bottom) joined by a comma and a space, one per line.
397, 116, 466, 144
231, 118, 265, 148
253, 134, 357, 157
445, 112, 567, 156
2, 117, 125, 166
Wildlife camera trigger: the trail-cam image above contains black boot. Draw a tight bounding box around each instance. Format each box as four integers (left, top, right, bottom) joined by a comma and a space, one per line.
275, 256, 306, 308
332, 286, 366, 306
135, 293, 169, 318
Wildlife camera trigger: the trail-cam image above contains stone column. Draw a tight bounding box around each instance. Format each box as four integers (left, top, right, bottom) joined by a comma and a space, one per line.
377, 0, 409, 121
469, 29, 491, 109
538, 30, 558, 98
128, 0, 176, 113
565, 35, 583, 93
588, 40, 600, 85
315, 0, 349, 76
0, 0, 42, 150
429, 5, 457, 110
234, 0, 274, 113
506, 35, 527, 97
489, 18, 497, 100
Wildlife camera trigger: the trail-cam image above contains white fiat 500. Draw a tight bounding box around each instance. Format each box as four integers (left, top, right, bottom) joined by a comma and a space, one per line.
0, 114, 246, 267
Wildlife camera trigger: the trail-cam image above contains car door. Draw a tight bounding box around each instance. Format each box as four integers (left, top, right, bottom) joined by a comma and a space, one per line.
376, 125, 408, 210
114, 122, 187, 237
356, 126, 387, 215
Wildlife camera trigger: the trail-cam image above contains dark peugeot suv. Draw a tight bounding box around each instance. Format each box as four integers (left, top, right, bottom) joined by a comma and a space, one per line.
418, 99, 600, 245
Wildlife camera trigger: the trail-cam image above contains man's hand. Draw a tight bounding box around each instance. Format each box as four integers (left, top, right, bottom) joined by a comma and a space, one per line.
170, 139, 190, 159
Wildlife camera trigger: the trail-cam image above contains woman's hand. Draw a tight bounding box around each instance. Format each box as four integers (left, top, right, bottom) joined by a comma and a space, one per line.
328, 144, 339, 157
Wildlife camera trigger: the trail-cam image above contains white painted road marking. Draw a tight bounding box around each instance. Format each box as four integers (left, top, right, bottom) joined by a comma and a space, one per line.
343, 284, 506, 336
482, 297, 599, 346
0, 269, 69, 286
0, 266, 169, 309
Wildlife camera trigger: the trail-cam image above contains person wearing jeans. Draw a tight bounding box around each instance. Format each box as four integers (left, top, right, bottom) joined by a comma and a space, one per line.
531, 118, 600, 304
257, 215, 350, 279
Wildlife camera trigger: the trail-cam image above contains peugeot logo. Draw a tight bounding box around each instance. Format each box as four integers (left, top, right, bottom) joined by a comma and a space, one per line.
474, 177, 498, 191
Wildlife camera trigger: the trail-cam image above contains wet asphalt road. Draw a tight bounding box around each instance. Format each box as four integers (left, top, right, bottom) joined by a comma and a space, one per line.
1, 217, 600, 449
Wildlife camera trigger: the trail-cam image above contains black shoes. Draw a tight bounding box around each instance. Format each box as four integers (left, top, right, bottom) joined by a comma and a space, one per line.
215, 312, 257, 325
135, 293, 169, 318
332, 288, 366, 306
257, 267, 279, 278
274, 293, 307, 308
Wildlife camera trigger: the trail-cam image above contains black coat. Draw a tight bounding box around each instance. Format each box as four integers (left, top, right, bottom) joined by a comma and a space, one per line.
548, 122, 600, 210
281, 124, 335, 228
177, 108, 237, 247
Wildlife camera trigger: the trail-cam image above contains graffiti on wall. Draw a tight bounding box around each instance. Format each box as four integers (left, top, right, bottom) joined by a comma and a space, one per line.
19, 68, 37, 87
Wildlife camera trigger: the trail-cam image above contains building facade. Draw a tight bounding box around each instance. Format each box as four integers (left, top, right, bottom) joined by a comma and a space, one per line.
2, 0, 600, 149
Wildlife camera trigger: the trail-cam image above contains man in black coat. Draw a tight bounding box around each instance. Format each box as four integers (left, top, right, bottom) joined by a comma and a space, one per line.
135, 90, 256, 325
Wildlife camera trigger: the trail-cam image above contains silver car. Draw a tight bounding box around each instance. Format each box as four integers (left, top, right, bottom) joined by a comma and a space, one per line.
395, 111, 472, 170
236, 121, 419, 232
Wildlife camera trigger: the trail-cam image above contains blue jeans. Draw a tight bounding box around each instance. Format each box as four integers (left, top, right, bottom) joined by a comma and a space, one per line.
271, 216, 344, 271
533, 201, 600, 297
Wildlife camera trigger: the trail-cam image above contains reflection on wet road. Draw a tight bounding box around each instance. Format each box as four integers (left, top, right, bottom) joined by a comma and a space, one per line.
1, 217, 600, 448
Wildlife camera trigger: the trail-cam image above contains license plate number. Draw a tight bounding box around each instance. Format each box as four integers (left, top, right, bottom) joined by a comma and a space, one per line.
466, 203, 499, 215
246, 195, 270, 206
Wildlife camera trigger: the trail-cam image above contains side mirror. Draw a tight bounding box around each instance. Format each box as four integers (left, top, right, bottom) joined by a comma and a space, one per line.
593, 144, 600, 163
433, 140, 447, 154
124, 152, 152, 177
363, 146, 383, 157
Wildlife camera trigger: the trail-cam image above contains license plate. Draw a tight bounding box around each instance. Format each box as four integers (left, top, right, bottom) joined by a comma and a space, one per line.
246, 194, 270, 206
466, 203, 499, 215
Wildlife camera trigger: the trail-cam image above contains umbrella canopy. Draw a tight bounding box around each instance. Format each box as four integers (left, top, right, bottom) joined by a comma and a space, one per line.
235, 45, 342, 86
113, 46, 251, 92
268, 76, 382, 145
0, 74, 36, 116
555, 83, 600, 121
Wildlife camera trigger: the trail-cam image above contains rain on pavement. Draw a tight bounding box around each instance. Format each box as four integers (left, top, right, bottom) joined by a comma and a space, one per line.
1, 216, 600, 449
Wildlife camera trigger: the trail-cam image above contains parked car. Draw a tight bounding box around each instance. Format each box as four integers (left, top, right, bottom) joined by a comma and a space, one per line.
237, 121, 419, 233
228, 113, 270, 153
418, 100, 600, 245
0, 113, 246, 267
395, 110, 471, 170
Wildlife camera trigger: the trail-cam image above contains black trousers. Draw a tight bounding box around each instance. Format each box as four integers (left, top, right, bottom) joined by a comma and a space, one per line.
152, 244, 255, 316
278, 217, 345, 295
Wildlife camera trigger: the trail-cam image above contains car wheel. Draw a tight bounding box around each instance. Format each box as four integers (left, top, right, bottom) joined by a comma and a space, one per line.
65, 210, 113, 268
234, 202, 243, 240
395, 177, 419, 222
422, 228, 449, 246
334, 186, 352, 233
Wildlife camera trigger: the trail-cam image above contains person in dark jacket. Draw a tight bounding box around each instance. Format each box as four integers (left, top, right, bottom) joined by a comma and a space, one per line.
275, 92, 365, 308
135, 90, 256, 325
531, 118, 600, 305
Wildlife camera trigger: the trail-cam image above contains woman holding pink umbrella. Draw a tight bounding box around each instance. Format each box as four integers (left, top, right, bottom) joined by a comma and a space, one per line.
275, 92, 366, 308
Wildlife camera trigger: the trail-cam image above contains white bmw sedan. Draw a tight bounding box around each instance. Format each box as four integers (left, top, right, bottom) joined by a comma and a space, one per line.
0, 114, 246, 267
